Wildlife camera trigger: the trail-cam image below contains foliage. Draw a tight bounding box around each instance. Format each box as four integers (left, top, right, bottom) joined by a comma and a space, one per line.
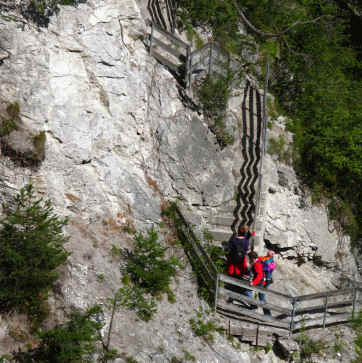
0, 185, 69, 326
0, 102, 20, 137
189, 309, 224, 343
267, 135, 293, 165
203, 229, 226, 273
161, 202, 215, 305
296, 330, 328, 361
32, 131, 46, 161
24, 0, 86, 26
183, 350, 196, 361
352, 312, 362, 362
11, 306, 102, 363
117, 275, 157, 322
197, 74, 231, 117
0, 118, 18, 137
197, 73, 235, 148
122, 228, 183, 301
113, 228, 182, 321
6, 102, 20, 119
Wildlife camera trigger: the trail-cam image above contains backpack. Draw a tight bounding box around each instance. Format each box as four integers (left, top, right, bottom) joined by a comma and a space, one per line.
229, 237, 247, 264
260, 256, 275, 279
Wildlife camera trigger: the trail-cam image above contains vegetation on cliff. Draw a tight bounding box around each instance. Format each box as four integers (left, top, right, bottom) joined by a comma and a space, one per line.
0, 185, 69, 326
178, 0, 362, 249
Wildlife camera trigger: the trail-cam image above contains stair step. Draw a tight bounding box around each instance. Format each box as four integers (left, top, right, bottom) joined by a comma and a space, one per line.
216, 201, 237, 214
209, 229, 233, 242
151, 50, 180, 73
151, 36, 185, 60
207, 215, 235, 226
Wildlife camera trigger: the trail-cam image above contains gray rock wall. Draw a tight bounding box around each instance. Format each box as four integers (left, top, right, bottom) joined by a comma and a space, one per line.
0, 0, 358, 361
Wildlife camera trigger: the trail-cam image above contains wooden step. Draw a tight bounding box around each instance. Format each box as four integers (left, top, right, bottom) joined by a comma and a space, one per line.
209, 229, 232, 242
151, 36, 185, 60
207, 215, 235, 227
220, 287, 292, 315
150, 50, 180, 73
217, 302, 290, 330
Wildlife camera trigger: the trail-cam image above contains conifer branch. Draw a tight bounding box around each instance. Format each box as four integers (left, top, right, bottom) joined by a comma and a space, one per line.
231, 0, 332, 38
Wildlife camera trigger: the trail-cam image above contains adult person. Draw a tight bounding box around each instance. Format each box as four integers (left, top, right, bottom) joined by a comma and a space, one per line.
238, 225, 256, 249
248, 251, 272, 316
227, 229, 249, 277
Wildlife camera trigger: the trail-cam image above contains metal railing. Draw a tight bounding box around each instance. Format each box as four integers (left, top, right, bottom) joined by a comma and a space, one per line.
216, 273, 361, 333
148, 0, 179, 34
172, 205, 361, 334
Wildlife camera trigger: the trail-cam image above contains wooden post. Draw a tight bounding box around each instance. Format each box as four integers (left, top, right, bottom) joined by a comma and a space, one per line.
149, 23, 154, 55
352, 286, 358, 318
322, 296, 328, 329
290, 298, 296, 334
228, 320, 231, 338
256, 323, 259, 346
208, 43, 213, 75
214, 273, 220, 312
188, 49, 192, 89
185, 45, 191, 89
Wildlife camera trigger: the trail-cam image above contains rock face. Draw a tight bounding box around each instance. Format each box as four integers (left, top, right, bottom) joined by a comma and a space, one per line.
0, 0, 359, 361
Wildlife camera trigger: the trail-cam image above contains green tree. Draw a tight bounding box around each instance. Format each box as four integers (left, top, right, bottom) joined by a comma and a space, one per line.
123, 228, 182, 301
12, 306, 102, 363
0, 185, 69, 324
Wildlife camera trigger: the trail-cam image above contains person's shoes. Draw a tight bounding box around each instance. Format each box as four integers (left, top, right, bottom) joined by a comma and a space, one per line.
227, 297, 233, 304
248, 305, 258, 310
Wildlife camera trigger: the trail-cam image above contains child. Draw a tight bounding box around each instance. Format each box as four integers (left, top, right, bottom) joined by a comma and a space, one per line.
261, 250, 275, 284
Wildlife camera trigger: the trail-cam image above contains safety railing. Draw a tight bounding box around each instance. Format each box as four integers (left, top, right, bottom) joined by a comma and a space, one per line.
216, 273, 362, 333
148, 0, 179, 34
187, 42, 230, 90
148, 21, 191, 86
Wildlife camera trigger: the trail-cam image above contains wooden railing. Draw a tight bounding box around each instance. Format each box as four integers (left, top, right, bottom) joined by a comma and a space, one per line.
169, 204, 218, 294
169, 204, 361, 334
187, 42, 230, 90
148, 22, 190, 86
148, 0, 179, 33
216, 273, 362, 333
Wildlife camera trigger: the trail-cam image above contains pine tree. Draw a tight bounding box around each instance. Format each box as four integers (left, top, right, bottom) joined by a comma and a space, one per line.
0, 185, 70, 324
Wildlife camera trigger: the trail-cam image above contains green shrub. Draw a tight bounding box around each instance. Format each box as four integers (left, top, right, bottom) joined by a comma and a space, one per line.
267, 135, 293, 164
0, 118, 18, 137
352, 312, 362, 362
25, 0, 85, 26
12, 306, 102, 362
197, 74, 235, 148
0, 185, 69, 325
161, 202, 216, 304
122, 228, 183, 301
296, 330, 328, 361
6, 102, 20, 119
32, 131, 46, 161
189, 309, 224, 343
113, 228, 182, 321
117, 275, 157, 322
203, 229, 226, 273
197, 74, 231, 118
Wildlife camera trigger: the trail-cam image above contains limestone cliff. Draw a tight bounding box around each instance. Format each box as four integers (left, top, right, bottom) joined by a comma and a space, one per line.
0, 0, 358, 362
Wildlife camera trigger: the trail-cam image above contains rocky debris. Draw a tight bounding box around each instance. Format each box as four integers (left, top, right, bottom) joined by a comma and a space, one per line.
274, 337, 299, 360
